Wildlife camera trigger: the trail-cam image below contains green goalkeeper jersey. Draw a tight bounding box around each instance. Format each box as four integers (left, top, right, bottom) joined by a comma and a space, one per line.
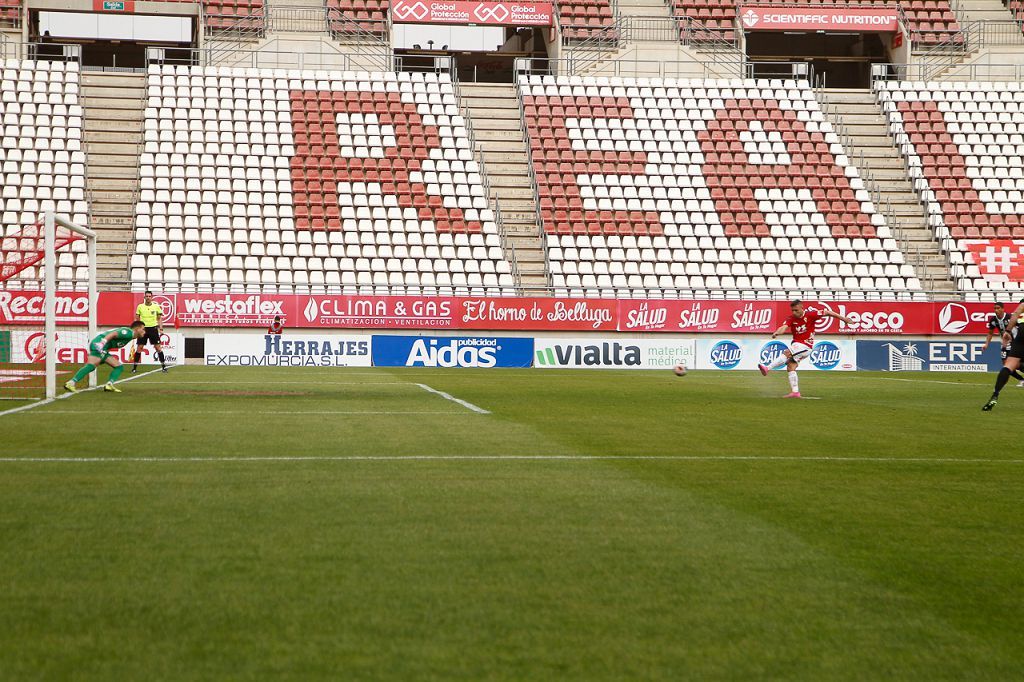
90, 327, 135, 355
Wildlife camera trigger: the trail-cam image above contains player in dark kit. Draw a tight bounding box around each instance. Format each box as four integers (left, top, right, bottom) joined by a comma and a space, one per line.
983, 299, 1024, 411
985, 302, 1024, 388
132, 290, 167, 373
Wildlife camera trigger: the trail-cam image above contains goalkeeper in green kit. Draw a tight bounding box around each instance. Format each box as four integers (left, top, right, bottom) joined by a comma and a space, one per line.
64, 321, 146, 394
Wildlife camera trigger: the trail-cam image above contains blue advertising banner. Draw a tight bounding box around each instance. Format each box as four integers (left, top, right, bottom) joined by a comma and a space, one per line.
856, 340, 1003, 372
372, 335, 534, 368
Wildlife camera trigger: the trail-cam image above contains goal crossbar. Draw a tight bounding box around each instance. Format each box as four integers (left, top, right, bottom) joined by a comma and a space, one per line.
43, 212, 97, 399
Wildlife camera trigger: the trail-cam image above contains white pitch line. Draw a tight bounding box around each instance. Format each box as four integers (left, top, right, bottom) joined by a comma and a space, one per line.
143, 381, 413, 386
16, 410, 470, 416
0, 367, 163, 418
0, 455, 1019, 464
415, 383, 490, 414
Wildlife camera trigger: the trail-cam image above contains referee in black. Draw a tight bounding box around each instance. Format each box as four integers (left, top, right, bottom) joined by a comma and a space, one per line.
983, 299, 1024, 410
132, 290, 167, 373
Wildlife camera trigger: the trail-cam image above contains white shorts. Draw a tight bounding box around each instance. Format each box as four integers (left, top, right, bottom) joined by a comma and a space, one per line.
788, 342, 813, 362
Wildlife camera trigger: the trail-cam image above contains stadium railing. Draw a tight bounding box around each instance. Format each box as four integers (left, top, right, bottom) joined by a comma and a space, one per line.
326, 8, 390, 47
2, 41, 81, 63
874, 60, 1024, 83
811, 75, 935, 294
534, 53, 748, 79
915, 20, 1024, 80
562, 14, 743, 78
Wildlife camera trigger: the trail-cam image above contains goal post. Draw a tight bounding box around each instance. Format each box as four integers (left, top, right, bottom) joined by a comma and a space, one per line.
0, 212, 96, 402
44, 212, 97, 399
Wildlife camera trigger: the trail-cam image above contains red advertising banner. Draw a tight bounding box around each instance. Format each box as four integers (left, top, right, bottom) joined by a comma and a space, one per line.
391, 0, 553, 26
806, 301, 933, 336
0, 291, 1012, 337
618, 300, 781, 333
738, 6, 899, 32
300, 295, 455, 328
0, 289, 135, 326
174, 293, 296, 328
932, 301, 1001, 336
458, 297, 618, 330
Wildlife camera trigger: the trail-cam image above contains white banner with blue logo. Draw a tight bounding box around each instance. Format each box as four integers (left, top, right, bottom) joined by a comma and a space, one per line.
205, 334, 372, 366
533, 338, 697, 369
696, 338, 857, 371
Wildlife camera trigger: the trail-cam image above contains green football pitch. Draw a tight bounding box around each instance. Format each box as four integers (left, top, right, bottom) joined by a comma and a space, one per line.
1, 366, 1022, 680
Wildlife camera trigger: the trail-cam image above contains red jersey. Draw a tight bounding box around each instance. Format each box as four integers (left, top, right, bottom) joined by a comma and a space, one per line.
785, 310, 821, 345
268, 321, 284, 334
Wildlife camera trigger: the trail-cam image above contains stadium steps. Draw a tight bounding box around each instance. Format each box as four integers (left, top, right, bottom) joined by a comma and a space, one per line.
617, 0, 671, 17
819, 89, 958, 296
459, 83, 549, 292
80, 72, 145, 289
959, 0, 1020, 22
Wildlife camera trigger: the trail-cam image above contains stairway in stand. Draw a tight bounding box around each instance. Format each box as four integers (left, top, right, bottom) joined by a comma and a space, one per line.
80, 72, 145, 289
819, 88, 956, 295
459, 82, 548, 293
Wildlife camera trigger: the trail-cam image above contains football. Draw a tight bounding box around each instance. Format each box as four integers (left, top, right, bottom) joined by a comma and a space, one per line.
673, 364, 688, 377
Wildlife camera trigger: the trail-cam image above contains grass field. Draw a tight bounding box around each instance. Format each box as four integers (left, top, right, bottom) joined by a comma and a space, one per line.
1, 366, 1022, 680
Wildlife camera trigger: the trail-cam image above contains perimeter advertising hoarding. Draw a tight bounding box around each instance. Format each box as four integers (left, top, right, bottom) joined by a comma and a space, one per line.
1, 292, 1009, 337
856, 340, 1003, 372
533, 338, 697, 369
8, 330, 185, 366
696, 338, 857, 371
204, 334, 372, 367
371, 335, 534, 367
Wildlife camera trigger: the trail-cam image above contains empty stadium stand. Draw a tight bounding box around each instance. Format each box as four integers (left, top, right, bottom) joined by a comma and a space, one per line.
131, 65, 516, 295
326, 0, 389, 36
167, 0, 267, 30
559, 0, 617, 41
0, 0, 19, 28
0, 59, 89, 289
876, 79, 1024, 297
521, 74, 923, 299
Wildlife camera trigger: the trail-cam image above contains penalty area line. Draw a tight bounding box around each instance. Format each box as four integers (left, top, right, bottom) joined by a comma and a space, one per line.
415, 383, 490, 414
0, 367, 164, 418
0, 455, 1020, 464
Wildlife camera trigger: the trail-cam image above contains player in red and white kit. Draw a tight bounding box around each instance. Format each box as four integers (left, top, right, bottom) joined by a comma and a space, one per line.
757, 300, 853, 398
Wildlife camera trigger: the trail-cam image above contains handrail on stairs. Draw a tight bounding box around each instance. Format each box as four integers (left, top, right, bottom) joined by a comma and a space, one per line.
451, 77, 524, 289
514, 75, 553, 290
871, 83, 962, 292
813, 83, 935, 292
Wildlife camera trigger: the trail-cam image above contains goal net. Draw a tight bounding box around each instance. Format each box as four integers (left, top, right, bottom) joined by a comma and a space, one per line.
0, 213, 96, 402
